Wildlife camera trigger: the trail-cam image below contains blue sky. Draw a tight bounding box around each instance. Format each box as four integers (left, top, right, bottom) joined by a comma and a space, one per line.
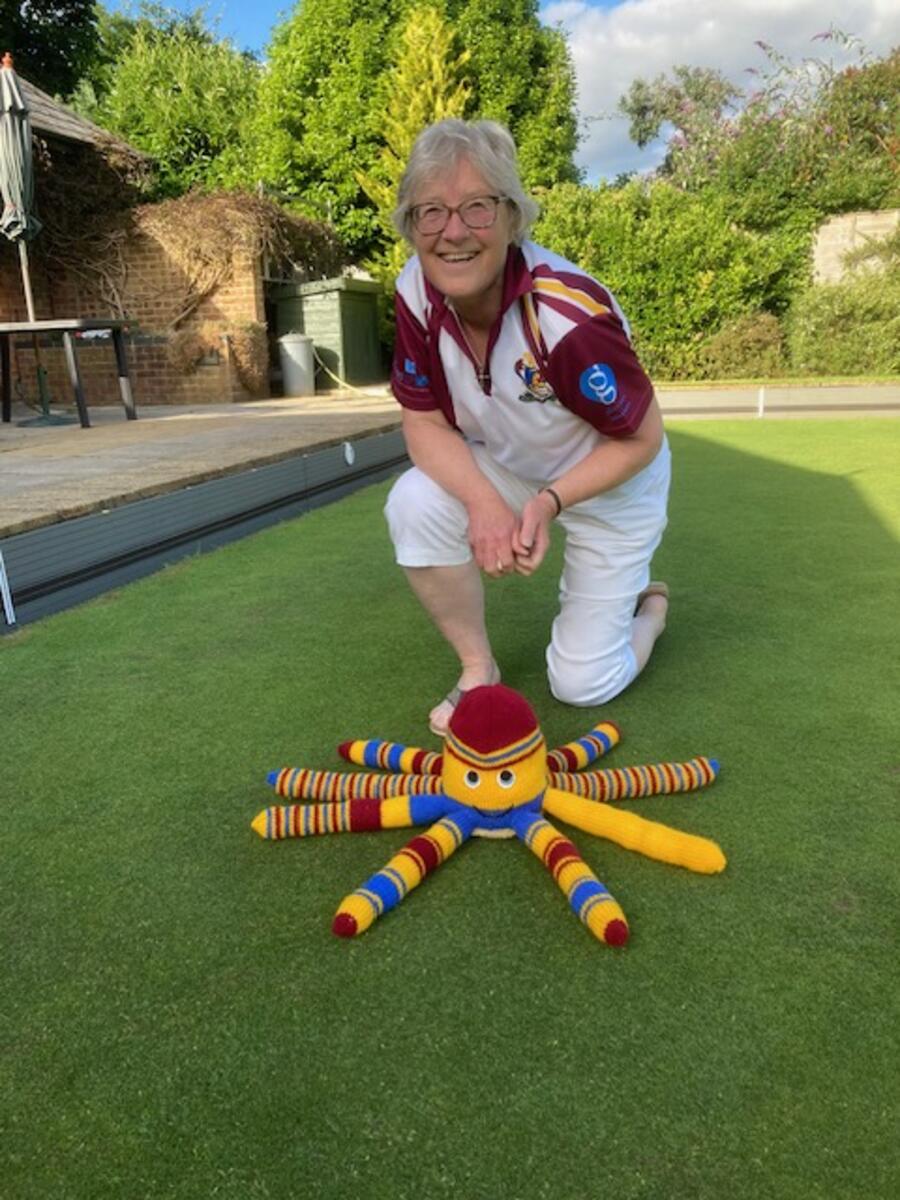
104, 1, 899, 180
104, 1, 624, 57
103, 1, 284, 55
182, 2, 291, 54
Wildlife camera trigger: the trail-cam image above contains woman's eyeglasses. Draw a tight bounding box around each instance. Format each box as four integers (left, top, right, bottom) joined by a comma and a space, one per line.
410, 195, 508, 235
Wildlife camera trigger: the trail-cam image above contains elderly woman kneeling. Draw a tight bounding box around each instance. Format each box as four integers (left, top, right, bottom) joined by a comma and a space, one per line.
385, 119, 670, 736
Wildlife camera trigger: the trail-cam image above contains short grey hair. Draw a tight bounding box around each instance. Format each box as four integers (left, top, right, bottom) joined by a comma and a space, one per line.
393, 119, 540, 245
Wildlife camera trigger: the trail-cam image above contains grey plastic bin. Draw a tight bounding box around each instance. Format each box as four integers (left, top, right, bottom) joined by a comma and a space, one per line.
278, 333, 315, 397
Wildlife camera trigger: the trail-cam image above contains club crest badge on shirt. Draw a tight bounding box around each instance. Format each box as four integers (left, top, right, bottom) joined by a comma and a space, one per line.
515, 352, 556, 404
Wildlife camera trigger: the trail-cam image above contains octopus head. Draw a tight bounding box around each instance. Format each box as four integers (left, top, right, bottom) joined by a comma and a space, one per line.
443, 684, 547, 812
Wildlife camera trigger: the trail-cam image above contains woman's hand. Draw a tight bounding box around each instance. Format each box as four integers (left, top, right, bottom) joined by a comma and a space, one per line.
466, 493, 519, 576
512, 491, 557, 576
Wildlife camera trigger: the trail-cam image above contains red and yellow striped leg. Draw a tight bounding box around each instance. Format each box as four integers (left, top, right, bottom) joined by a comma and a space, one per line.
268, 767, 444, 801
546, 720, 621, 772
251, 794, 450, 840
549, 756, 720, 802
337, 739, 442, 775
332, 808, 480, 937
543, 787, 726, 874
513, 810, 628, 946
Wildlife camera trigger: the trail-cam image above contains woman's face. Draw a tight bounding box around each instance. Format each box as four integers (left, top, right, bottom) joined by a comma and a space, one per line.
409, 157, 511, 316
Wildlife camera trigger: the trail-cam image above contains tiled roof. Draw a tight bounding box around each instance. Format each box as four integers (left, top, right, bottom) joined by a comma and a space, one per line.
19, 76, 143, 155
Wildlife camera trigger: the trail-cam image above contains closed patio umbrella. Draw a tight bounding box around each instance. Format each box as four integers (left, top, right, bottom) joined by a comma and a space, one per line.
1, 52, 41, 316
1, 50, 57, 419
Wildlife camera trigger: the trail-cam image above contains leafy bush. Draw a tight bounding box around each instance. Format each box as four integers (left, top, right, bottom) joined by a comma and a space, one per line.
535, 180, 806, 378
697, 312, 785, 379
787, 269, 900, 375
622, 38, 900, 232
78, 20, 260, 199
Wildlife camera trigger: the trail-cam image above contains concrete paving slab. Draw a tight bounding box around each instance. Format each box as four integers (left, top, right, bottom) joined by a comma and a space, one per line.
0, 390, 401, 536
1, 381, 897, 538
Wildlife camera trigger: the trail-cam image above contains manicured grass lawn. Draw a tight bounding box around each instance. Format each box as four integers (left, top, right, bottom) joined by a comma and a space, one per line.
656, 374, 900, 388
3, 419, 898, 1200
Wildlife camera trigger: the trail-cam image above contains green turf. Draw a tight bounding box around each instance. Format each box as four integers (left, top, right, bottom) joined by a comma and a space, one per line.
3, 419, 899, 1200
656, 374, 900, 388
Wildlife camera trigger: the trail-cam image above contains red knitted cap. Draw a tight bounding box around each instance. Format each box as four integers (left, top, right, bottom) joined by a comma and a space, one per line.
447, 684, 541, 762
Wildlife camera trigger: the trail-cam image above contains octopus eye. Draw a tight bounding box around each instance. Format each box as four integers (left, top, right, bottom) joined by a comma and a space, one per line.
498, 769, 516, 789
464, 769, 481, 788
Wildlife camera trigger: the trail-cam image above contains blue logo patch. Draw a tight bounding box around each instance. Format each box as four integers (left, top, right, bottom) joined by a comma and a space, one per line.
579, 363, 617, 405
401, 357, 430, 388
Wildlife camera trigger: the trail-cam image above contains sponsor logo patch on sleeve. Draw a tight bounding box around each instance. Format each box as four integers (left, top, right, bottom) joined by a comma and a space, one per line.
397, 357, 430, 389
578, 363, 618, 406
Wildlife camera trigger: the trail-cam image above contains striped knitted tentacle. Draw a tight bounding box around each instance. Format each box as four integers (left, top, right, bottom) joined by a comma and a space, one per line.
546, 721, 621, 773
514, 813, 629, 947
251, 793, 452, 840
543, 787, 727, 875
338, 739, 443, 775
332, 808, 479, 937
549, 756, 719, 802
267, 767, 445, 801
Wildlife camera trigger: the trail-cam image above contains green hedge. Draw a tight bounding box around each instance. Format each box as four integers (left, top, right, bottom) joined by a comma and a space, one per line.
696, 311, 786, 380
534, 181, 809, 378
787, 269, 900, 376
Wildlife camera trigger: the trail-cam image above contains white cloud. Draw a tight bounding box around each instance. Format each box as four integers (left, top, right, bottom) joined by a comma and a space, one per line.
540, 0, 900, 181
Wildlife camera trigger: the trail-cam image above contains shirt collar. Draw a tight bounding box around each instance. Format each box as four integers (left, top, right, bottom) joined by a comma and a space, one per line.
424, 244, 533, 332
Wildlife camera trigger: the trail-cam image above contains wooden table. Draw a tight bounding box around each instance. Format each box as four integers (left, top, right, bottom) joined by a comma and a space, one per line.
0, 318, 137, 428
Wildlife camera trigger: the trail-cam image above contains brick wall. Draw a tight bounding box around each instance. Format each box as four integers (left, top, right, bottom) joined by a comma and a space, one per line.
0, 223, 267, 408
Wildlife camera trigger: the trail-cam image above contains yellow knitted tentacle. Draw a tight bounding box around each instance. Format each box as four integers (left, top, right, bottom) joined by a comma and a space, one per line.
543, 788, 727, 874
272, 769, 446, 801
340, 890, 383, 932
379, 796, 416, 828
546, 720, 621, 772
555, 859, 628, 941
340, 740, 442, 774
521, 815, 628, 945
333, 816, 471, 936
549, 756, 719, 803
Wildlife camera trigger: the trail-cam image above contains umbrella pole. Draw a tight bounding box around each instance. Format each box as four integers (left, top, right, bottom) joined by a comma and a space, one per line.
18, 240, 36, 322
17, 240, 51, 416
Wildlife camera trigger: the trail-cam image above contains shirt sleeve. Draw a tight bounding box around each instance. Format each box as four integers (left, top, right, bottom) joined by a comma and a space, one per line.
545, 309, 654, 437
391, 291, 439, 411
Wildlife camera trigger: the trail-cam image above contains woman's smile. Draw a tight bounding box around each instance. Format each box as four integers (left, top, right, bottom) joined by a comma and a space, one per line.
411, 158, 510, 322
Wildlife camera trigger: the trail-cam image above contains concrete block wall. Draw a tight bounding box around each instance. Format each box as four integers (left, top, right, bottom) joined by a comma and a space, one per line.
813, 209, 900, 284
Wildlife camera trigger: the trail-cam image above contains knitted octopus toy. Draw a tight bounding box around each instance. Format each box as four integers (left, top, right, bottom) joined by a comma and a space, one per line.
252, 684, 726, 947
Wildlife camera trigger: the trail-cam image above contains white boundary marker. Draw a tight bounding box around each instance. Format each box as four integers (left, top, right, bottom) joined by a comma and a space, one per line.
0, 550, 16, 627
757, 386, 766, 417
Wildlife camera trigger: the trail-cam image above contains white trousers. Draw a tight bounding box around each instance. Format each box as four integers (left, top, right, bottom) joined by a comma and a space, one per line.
384, 439, 671, 707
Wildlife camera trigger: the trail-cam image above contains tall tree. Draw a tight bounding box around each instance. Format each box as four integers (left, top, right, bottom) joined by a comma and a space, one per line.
0, 0, 98, 96
74, 9, 259, 197
237, 0, 396, 255
453, 0, 579, 189
236, 0, 579, 258
357, 2, 471, 279
616, 35, 899, 224
72, 3, 216, 108
617, 65, 737, 150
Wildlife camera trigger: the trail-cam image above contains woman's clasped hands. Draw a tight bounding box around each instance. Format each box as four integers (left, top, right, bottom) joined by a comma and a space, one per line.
466, 490, 557, 579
